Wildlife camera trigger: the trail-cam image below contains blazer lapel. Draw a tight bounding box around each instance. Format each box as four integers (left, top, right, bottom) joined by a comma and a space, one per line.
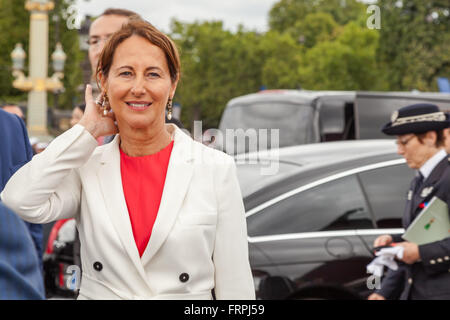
140, 125, 194, 265
409, 156, 448, 223
403, 180, 415, 228
97, 135, 149, 283
422, 156, 448, 189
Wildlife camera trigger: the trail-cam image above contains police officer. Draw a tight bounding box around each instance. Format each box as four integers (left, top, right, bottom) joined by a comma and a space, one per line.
368, 103, 450, 300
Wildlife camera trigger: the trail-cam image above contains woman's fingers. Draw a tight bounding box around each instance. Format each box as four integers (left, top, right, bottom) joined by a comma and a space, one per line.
81, 84, 118, 137
374, 235, 392, 247
85, 84, 95, 109
86, 85, 107, 117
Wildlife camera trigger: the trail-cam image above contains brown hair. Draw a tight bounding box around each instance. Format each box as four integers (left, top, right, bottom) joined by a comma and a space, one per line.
101, 8, 140, 18
415, 130, 445, 148
96, 19, 180, 85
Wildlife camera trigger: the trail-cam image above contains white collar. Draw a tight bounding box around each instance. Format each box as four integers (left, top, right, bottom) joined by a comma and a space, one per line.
419, 149, 447, 180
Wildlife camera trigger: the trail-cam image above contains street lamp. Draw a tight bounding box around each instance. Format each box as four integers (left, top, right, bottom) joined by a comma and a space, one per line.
11, 43, 26, 70
47, 42, 67, 92
10, 42, 66, 92
11, 43, 32, 91
10, 0, 66, 140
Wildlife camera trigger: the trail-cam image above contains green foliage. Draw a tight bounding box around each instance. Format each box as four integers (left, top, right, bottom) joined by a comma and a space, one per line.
170, 0, 400, 129
171, 20, 306, 130
171, 21, 265, 129
298, 22, 387, 90
287, 12, 339, 48
259, 31, 303, 89
269, 0, 366, 33
377, 0, 450, 91
0, 0, 30, 102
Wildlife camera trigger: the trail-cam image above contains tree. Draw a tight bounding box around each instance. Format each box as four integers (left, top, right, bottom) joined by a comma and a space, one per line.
266, 0, 389, 91
298, 22, 387, 90
171, 20, 308, 129
377, 0, 450, 91
269, 0, 366, 34
0, 0, 30, 102
259, 31, 303, 89
287, 12, 339, 48
170, 20, 266, 130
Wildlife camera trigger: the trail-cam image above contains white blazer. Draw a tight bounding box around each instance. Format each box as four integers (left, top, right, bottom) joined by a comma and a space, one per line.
1, 124, 255, 300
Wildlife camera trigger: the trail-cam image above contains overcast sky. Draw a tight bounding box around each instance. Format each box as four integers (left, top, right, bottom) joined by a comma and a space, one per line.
74, 0, 280, 33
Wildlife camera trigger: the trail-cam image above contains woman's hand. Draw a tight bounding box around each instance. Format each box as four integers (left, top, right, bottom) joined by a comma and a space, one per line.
78, 84, 118, 139
368, 293, 386, 300
392, 242, 420, 264
373, 235, 393, 248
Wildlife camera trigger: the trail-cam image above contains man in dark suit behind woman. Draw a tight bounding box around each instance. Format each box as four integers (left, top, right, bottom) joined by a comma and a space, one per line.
0, 108, 45, 299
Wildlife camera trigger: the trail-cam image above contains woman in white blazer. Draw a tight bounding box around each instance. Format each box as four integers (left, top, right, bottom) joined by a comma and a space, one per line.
1, 19, 255, 300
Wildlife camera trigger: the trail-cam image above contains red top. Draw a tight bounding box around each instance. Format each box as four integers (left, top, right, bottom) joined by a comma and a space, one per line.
120, 141, 174, 257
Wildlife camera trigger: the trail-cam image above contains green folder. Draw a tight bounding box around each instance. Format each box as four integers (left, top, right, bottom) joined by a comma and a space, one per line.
402, 196, 450, 245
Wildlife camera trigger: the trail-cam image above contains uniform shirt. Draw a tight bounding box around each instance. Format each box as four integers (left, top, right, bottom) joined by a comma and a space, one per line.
120, 141, 174, 257
419, 149, 447, 180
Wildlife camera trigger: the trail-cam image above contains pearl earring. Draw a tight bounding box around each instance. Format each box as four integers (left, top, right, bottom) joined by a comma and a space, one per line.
102, 92, 110, 116
167, 98, 173, 120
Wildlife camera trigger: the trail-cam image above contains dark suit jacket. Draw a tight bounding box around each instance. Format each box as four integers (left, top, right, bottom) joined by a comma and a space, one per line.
378, 155, 450, 300
0, 109, 43, 271
0, 202, 45, 299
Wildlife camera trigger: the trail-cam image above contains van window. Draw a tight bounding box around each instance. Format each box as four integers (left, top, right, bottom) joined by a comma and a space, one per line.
317, 98, 355, 141
219, 102, 318, 154
247, 175, 373, 237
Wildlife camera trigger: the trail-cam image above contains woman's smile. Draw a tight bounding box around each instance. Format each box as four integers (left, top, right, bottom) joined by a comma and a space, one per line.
125, 101, 152, 111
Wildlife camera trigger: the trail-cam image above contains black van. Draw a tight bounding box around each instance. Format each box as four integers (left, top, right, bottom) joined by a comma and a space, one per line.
217, 90, 450, 154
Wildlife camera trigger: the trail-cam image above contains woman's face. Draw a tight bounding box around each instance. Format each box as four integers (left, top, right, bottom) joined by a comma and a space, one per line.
70, 106, 84, 127
101, 35, 177, 131
396, 133, 436, 169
